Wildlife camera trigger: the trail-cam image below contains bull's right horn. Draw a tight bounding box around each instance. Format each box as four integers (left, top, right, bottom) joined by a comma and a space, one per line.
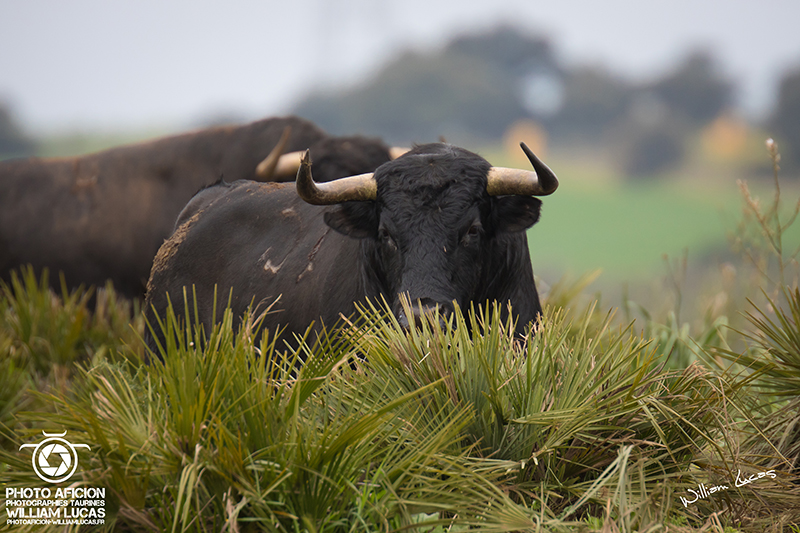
296, 151, 377, 205
486, 142, 558, 197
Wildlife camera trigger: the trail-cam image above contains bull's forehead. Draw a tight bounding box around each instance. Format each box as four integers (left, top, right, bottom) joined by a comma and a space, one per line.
374, 144, 491, 198
373, 147, 491, 233
375, 144, 491, 218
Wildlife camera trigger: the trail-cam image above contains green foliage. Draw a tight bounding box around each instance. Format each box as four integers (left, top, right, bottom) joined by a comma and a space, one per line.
354, 298, 752, 528
0, 350, 30, 445
0, 266, 142, 444
2, 280, 799, 531
1, 267, 141, 372
2, 300, 529, 531
0, 295, 736, 531
733, 288, 800, 398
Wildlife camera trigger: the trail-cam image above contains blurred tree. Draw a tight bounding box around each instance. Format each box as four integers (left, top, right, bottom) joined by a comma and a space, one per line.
446, 25, 558, 79
294, 26, 558, 144
770, 67, 800, 170
546, 66, 633, 140
293, 25, 736, 163
298, 51, 526, 143
0, 103, 36, 159
619, 118, 686, 176
649, 51, 733, 126
612, 91, 687, 177
610, 50, 731, 178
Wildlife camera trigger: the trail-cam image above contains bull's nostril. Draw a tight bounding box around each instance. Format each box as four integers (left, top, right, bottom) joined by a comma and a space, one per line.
396, 299, 454, 330
398, 311, 411, 330
416, 298, 443, 313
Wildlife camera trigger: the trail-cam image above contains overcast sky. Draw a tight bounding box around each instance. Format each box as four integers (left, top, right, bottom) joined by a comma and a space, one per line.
1, 0, 799, 134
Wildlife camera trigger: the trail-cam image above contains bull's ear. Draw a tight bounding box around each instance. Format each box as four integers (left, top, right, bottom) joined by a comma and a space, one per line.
324, 203, 377, 239
492, 196, 542, 233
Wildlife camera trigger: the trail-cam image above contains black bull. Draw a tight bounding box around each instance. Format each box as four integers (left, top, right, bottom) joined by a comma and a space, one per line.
0, 116, 392, 298
144, 142, 558, 353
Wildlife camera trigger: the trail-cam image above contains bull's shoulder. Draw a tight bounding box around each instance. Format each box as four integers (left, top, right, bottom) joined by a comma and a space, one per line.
144, 177, 339, 323
174, 178, 235, 230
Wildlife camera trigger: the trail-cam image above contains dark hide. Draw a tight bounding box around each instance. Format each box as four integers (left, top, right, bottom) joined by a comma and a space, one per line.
173, 135, 393, 231
144, 143, 545, 355
0, 116, 391, 298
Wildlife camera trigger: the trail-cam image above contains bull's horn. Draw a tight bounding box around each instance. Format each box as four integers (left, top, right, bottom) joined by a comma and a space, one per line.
263, 144, 407, 182
255, 126, 293, 180
389, 146, 410, 159
296, 150, 377, 205
270, 151, 306, 182
486, 142, 558, 196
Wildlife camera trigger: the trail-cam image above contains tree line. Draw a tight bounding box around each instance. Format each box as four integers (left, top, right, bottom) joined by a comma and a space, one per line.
293, 25, 800, 176
3, 24, 800, 173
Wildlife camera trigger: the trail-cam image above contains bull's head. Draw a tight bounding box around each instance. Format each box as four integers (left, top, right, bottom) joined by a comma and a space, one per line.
295, 142, 558, 330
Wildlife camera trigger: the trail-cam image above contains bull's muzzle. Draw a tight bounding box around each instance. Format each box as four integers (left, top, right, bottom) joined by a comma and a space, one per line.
397, 298, 453, 330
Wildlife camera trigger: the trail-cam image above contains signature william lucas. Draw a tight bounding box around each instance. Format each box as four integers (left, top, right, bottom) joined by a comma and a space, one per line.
679, 469, 777, 508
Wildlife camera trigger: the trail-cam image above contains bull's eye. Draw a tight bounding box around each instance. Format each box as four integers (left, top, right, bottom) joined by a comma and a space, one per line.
379, 227, 397, 251
461, 223, 482, 246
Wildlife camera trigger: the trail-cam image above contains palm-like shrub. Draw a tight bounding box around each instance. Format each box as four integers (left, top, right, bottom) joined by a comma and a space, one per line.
1, 287, 795, 531
3, 301, 540, 532
0, 267, 141, 446
706, 288, 800, 527
353, 300, 752, 527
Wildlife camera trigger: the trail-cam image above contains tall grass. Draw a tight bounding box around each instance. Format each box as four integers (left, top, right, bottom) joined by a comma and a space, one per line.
353, 299, 763, 528
731, 139, 800, 297
3, 301, 545, 531
0, 267, 141, 445
6, 292, 794, 532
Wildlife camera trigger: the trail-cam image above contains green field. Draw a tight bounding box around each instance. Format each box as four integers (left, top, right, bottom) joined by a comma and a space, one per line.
528, 178, 737, 282
478, 139, 800, 293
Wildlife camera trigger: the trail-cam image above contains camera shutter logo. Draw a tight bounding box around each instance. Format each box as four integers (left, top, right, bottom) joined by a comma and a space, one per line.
19, 431, 91, 483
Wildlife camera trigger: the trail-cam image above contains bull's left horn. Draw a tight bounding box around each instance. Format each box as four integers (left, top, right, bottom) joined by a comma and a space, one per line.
255, 126, 293, 180
486, 142, 558, 196
296, 150, 377, 205
260, 143, 407, 183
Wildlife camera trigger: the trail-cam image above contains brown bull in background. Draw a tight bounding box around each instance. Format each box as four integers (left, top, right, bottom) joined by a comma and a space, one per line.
0, 116, 393, 298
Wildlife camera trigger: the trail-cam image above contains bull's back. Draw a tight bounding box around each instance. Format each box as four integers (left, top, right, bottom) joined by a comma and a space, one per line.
144, 180, 363, 352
